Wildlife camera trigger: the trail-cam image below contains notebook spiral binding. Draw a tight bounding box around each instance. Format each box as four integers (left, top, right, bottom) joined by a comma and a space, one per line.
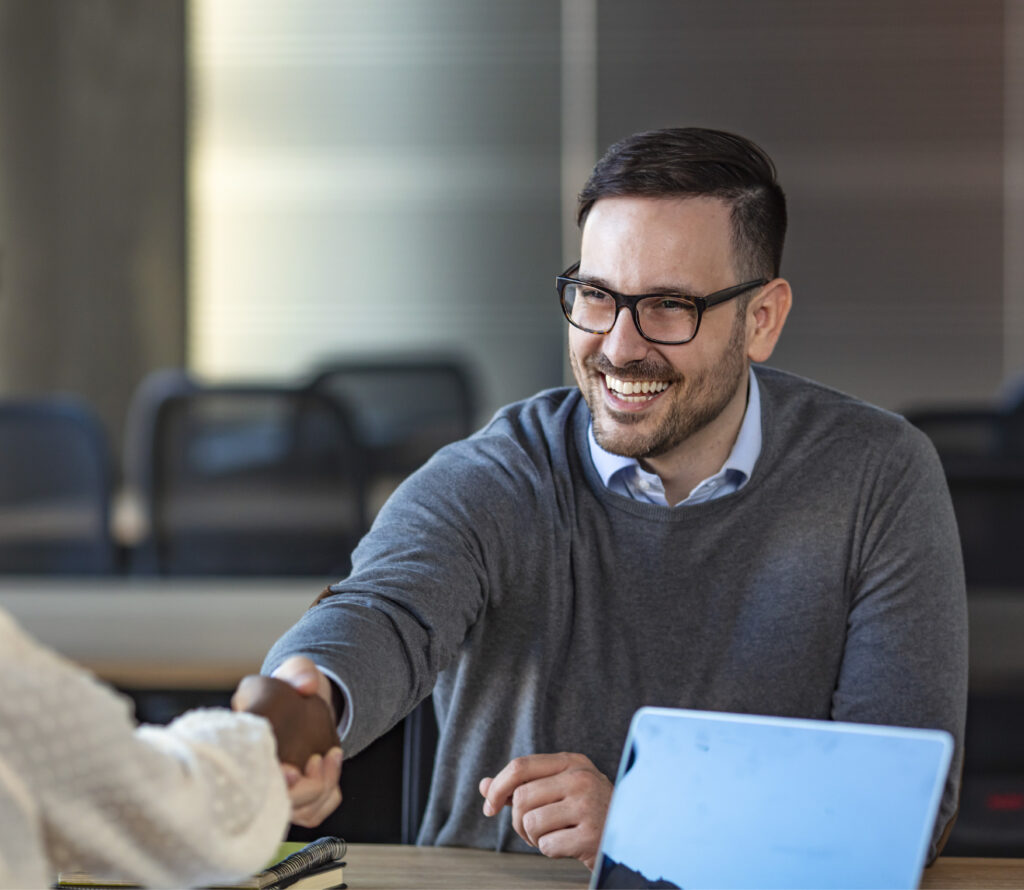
259, 837, 347, 890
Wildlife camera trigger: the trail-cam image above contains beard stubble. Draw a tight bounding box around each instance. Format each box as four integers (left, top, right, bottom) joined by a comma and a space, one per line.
576, 307, 749, 460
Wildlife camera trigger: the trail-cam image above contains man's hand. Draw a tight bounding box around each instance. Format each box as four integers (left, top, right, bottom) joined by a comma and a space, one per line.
231, 655, 343, 827
280, 748, 344, 828
479, 752, 613, 870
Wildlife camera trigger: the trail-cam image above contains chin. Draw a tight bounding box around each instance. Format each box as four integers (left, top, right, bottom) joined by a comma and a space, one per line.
592, 415, 663, 459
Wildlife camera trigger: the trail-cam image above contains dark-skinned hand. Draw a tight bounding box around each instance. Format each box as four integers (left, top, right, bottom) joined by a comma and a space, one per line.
232, 674, 340, 767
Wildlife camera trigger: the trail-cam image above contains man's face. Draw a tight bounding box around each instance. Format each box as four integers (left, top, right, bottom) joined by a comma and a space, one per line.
568, 195, 753, 464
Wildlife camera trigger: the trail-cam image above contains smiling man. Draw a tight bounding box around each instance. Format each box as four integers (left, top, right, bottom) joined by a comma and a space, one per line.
248, 128, 966, 871
564, 193, 785, 506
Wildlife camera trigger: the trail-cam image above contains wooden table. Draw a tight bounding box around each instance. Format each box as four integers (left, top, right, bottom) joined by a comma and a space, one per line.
0, 576, 324, 688
921, 856, 1024, 889
336, 846, 1024, 889
342, 845, 588, 889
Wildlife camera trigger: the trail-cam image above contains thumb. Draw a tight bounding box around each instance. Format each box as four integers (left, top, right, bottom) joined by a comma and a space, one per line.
271, 655, 323, 697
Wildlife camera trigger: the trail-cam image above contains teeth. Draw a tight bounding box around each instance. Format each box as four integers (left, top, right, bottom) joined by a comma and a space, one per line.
604, 375, 670, 399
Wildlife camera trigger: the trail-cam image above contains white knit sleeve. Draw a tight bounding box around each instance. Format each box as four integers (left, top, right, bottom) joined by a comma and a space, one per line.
0, 608, 289, 889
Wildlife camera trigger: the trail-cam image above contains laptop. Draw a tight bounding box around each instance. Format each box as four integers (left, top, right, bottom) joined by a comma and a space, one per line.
592, 707, 953, 890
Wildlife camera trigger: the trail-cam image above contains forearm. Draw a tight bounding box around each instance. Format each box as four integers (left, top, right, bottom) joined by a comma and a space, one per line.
50, 712, 289, 887
0, 611, 288, 887
263, 471, 493, 754
263, 593, 437, 756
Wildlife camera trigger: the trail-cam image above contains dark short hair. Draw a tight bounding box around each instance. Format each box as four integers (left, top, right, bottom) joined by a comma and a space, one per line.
577, 127, 787, 279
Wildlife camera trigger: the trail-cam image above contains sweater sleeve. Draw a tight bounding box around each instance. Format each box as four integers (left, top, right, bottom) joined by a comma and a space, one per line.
831, 420, 968, 862
0, 609, 289, 889
262, 429, 536, 757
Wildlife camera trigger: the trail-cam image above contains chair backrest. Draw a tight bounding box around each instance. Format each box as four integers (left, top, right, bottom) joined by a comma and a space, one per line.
0, 397, 116, 573
401, 697, 440, 844
905, 407, 1024, 585
309, 357, 476, 477
127, 370, 366, 575
903, 408, 1008, 458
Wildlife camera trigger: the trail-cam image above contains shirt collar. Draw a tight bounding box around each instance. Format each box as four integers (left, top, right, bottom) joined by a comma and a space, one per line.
588, 366, 762, 493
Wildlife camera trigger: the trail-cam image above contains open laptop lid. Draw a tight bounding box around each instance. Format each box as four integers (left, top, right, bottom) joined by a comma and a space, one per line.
592, 707, 952, 890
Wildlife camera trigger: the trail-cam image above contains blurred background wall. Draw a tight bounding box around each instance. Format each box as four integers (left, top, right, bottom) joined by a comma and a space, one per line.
598, 0, 1009, 410
0, 0, 186, 455
0, 0, 1020, 455
189, 1, 563, 416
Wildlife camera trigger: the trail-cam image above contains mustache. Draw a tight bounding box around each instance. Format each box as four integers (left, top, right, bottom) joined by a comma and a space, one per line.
584, 353, 682, 382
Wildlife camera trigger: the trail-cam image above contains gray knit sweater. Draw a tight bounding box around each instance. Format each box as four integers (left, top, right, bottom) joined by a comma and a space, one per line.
264, 366, 967, 858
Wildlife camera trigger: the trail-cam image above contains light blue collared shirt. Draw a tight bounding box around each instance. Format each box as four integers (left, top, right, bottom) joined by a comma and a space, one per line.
588, 367, 762, 506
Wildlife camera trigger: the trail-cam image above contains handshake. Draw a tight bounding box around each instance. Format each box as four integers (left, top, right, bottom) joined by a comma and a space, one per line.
232, 661, 346, 827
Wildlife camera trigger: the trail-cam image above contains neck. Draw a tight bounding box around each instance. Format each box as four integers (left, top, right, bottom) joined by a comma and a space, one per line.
641, 372, 750, 505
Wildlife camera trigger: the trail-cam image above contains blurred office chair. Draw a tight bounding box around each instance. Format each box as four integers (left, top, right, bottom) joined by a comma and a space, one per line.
0, 397, 116, 573
998, 371, 1024, 414
945, 693, 1024, 857
904, 408, 1024, 586
906, 406, 1024, 855
903, 408, 1007, 460
125, 369, 366, 575
309, 356, 476, 515
401, 697, 440, 843
125, 370, 439, 844
282, 696, 439, 846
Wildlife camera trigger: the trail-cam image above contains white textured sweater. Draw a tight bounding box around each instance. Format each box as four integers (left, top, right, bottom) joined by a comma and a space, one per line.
0, 608, 289, 889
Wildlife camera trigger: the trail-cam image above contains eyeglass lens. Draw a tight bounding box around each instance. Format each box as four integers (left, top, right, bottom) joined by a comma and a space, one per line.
561, 283, 699, 342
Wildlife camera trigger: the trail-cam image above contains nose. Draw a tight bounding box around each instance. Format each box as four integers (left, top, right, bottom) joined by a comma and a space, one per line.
600, 307, 652, 368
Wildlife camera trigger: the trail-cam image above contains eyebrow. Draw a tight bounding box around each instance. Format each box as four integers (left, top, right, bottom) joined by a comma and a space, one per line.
576, 270, 703, 298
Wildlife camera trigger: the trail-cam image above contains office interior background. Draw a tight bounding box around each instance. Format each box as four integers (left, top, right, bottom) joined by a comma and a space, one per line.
1, 0, 1021, 435
1, 0, 1023, 856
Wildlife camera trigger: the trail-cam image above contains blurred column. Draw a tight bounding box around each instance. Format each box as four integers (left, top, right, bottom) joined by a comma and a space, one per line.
1006, 0, 1024, 381
0, 0, 186, 460
189, 1, 564, 419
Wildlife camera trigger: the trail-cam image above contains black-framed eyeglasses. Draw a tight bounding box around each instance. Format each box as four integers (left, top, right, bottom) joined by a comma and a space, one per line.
556, 262, 768, 345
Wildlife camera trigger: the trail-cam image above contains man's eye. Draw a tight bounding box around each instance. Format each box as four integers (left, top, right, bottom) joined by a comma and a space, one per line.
653, 298, 690, 312
579, 287, 612, 301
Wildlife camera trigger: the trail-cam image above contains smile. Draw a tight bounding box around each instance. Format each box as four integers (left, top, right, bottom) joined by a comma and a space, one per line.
604, 374, 671, 402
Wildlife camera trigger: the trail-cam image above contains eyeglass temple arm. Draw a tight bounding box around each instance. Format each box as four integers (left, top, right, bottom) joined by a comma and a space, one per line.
702, 278, 770, 309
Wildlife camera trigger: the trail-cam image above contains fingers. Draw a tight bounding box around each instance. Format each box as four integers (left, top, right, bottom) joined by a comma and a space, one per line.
519, 796, 573, 846
272, 656, 339, 727
271, 655, 327, 699
230, 674, 265, 712
288, 746, 344, 828
480, 752, 612, 871
533, 825, 603, 871
481, 752, 575, 817
508, 775, 566, 845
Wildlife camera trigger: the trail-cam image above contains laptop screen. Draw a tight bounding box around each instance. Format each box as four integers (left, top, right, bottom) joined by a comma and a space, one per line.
592, 708, 952, 890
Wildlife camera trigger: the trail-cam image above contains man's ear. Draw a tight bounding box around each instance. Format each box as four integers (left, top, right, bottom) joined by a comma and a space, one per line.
746, 278, 792, 363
